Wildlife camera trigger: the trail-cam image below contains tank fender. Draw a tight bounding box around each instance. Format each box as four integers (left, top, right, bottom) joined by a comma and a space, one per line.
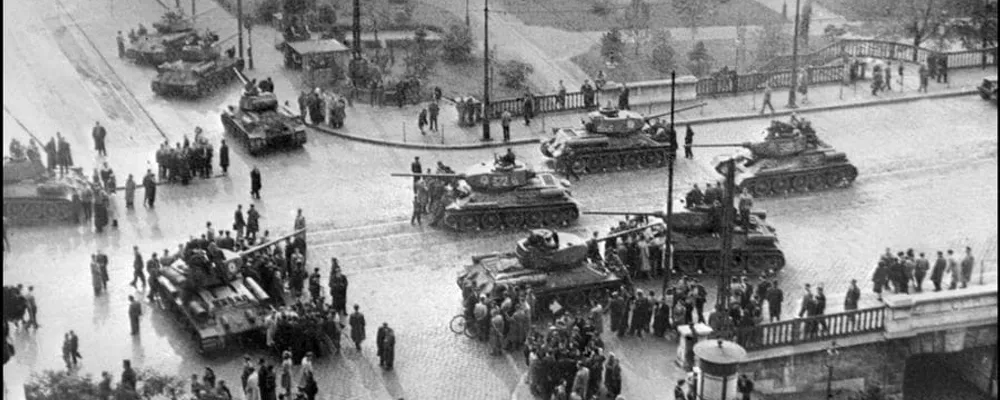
751, 210, 767, 220
746, 233, 777, 246
538, 188, 567, 198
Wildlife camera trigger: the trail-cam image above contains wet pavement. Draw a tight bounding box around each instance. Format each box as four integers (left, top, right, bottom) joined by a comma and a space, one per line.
3, 0, 998, 398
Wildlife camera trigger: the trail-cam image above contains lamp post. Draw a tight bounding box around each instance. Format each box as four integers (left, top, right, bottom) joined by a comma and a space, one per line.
825, 341, 840, 399
787, 0, 801, 109
236, 0, 244, 60
245, 18, 253, 70
465, 0, 470, 26
661, 71, 677, 294
481, 0, 492, 141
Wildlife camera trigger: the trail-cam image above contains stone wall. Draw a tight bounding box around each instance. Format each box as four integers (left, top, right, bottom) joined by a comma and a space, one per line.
742, 340, 908, 397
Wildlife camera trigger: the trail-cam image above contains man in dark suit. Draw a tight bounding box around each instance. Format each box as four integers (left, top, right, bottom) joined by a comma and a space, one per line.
250, 166, 262, 199
92, 121, 108, 156
410, 157, 422, 185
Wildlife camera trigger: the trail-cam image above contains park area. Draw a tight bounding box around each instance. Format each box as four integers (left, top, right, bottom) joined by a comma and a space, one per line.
494, 0, 785, 32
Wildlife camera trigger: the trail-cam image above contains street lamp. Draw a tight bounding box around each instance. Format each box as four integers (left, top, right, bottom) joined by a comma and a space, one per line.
481, 0, 491, 141
825, 341, 840, 399
661, 71, 677, 294
787, 0, 801, 109
465, 0, 470, 26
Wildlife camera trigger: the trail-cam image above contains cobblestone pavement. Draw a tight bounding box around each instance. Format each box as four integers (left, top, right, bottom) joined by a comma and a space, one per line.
3, 0, 998, 398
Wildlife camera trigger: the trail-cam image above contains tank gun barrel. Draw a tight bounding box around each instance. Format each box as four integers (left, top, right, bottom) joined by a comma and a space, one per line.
584, 210, 668, 219
643, 102, 708, 122
592, 222, 664, 242
233, 67, 250, 86
690, 142, 752, 148
237, 228, 306, 258
390, 172, 464, 179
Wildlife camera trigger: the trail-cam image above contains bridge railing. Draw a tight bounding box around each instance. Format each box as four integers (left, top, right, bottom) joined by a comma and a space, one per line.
760, 39, 998, 72
729, 306, 886, 351
487, 91, 591, 121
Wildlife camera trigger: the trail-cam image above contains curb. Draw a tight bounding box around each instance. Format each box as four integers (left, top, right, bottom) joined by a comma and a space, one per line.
679, 89, 978, 127
307, 89, 978, 151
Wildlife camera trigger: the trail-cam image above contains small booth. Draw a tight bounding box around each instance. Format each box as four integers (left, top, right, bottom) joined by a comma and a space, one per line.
282, 39, 350, 88
676, 323, 714, 370
693, 339, 747, 400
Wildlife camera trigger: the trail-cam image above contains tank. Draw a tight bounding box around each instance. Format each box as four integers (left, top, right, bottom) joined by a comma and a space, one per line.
151, 57, 245, 98
3, 157, 92, 225
456, 225, 652, 315
153, 229, 304, 354
391, 158, 580, 232
539, 103, 704, 175
697, 117, 858, 197
221, 70, 307, 155
585, 202, 786, 275
124, 12, 224, 65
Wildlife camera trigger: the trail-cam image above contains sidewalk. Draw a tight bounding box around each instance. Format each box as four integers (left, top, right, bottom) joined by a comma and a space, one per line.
312, 65, 995, 150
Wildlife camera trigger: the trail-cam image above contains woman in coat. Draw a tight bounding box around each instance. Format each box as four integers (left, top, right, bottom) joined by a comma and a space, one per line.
605, 354, 622, 397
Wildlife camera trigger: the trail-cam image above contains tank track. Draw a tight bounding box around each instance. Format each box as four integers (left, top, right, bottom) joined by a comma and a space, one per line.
564, 146, 673, 175
441, 202, 580, 232
3, 198, 78, 225
741, 164, 858, 197
534, 279, 625, 316
152, 69, 240, 99
673, 248, 786, 276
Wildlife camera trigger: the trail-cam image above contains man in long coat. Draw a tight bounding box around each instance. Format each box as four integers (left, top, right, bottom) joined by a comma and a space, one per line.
376, 322, 396, 369
349, 304, 366, 351
250, 166, 262, 199
219, 139, 230, 175
57, 134, 73, 175
328, 259, 349, 317
44, 137, 57, 171
92, 121, 108, 156
142, 170, 156, 208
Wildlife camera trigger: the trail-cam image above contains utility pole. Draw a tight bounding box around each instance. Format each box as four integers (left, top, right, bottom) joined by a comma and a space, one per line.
191, 0, 196, 22
245, 18, 253, 69
352, 0, 362, 60
237, 0, 244, 60
466, 0, 470, 26
787, 0, 801, 109
481, 0, 492, 141
662, 71, 677, 294
716, 158, 736, 310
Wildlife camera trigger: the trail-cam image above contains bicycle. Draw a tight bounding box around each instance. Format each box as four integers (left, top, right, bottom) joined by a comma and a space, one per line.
449, 314, 478, 339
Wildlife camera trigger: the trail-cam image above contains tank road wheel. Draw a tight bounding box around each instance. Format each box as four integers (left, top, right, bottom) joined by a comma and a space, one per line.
676, 255, 700, 275
807, 174, 826, 191
570, 158, 587, 175
747, 255, 768, 273
542, 210, 562, 227
503, 213, 525, 229
559, 208, 579, 226
770, 178, 789, 195
443, 214, 461, 230
480, 213, 501, 231
643, 151, 665, 168
762, 255, 785, 272
750, 180, 771, 197
249, 139, 265, 155
825, 170, 847, 188
562, 292, 587, 309
791, 175, 809, 193
842, 166, 859, 185
623, 154, 642, 170
525, 211, 543, 227
702, 255, 721, 273
604, 155, 621, 171
458, 215, 480, 231
586, 157, 603, 173
193, 332, 207, 355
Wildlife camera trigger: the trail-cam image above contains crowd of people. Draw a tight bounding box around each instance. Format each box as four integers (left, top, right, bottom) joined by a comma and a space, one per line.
526, 313, 617, 400
154, 128, 227, 185
872, 246, 977, 298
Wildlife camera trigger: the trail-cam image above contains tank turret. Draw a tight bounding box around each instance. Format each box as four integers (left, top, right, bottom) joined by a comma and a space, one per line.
693, 117, 858, 197
390, 157, 579, 231
152, 10, 194, 34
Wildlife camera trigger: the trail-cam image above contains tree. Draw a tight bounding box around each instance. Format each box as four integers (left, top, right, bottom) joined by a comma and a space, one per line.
798, 0, 814, 51
686, 40, 714, 77
753, 22, 791, 67
843, 0, 949, 56
950, 0, 998, 52
674, 0, 711, 41
404, 28, 437, 79
441, 23, 474, 63
601, 28, 625, 65
317, 4, 337, 26
283, 0, 309, 16
849, 385, 886, 400
620, 0, 652, 56
497, 60, 534, 90
648, 29, 677, 73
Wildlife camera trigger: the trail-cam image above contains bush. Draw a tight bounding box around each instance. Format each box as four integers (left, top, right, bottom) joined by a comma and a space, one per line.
442, 23, 474, 63
255, 0, 281, 24
686, 40, 713, 77
497, 60, 534, 90
591, 0, 613, 16
317, 4, 338, 25
648, 29, 676, 73
601, 28, 625, 65
404, 28, 437, 79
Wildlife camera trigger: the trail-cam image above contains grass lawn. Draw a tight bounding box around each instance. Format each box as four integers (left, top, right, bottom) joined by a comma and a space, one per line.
815, 0, 975, 22
572, 34, 834, 82
494, 0, 785, 32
